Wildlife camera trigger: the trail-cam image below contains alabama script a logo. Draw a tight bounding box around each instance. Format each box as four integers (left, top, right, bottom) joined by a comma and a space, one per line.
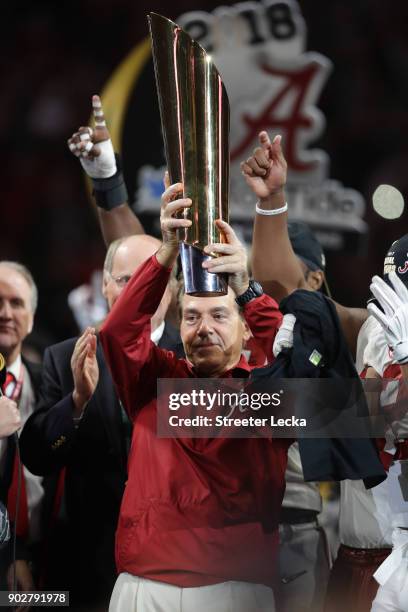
178, 1, 366, 250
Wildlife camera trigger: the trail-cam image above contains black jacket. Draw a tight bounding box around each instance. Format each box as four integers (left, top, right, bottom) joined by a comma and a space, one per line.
0, 358, 41, 499
0, 358, 42, 581
251, 290, 386, 489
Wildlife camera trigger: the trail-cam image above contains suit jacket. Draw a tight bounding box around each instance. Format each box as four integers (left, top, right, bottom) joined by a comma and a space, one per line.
19, 323, 183, 603
0, 357, 42, 581
0, 358, 41, 499
24, 359, 42, 394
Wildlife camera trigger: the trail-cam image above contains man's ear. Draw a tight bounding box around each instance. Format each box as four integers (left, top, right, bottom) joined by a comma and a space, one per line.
242, 320, 251, 343
27, 313, 34, 336
101, 271, 109, 299
307, 270, 324, 291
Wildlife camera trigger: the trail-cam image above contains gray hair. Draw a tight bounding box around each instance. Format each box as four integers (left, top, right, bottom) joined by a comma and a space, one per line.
0, 261, 38, 313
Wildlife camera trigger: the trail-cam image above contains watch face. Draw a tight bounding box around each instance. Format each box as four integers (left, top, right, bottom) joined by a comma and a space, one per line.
252, 280, 263, 296
236, 280, 263, 306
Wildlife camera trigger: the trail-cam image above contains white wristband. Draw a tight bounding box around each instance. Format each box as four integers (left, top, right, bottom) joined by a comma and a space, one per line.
255, 202, 288, 216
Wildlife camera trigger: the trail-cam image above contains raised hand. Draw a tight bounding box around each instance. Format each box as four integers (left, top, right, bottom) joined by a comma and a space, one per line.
155, 175, 192, 267
240, 131, 287, 200
67, 95, 116, 178
203, 220, 249, 297
368, 271, 408, 364
160, 177, 192, 245
71, 327, 99, 415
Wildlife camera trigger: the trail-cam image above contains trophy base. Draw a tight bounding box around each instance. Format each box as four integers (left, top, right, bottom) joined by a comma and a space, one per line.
179, 243, 228, 296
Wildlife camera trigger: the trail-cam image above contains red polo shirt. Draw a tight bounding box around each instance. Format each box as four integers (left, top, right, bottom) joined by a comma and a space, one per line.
100, 255, 290, 589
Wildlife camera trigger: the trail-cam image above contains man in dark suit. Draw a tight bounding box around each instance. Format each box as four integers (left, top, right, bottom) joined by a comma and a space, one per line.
0, 261, 42, 595
20, 234, 183, 609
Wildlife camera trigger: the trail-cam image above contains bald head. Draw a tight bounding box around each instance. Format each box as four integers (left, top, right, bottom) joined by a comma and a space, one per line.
104, 235, 161, 275
102, 234, 162, 310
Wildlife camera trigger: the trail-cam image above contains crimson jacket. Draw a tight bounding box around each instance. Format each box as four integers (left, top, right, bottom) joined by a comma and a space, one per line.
100, 254, 289, 589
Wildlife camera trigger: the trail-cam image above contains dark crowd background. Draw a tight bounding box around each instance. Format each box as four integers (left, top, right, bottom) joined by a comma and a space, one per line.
1, 0, 408, 353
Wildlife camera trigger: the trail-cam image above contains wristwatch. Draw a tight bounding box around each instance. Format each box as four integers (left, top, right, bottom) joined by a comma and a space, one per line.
235, 280, 264, 306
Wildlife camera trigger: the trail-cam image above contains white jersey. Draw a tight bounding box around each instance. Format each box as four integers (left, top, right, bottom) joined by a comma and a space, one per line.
355, 315, 391, 377
282, 443, 322, 513
340, 316, 408, 549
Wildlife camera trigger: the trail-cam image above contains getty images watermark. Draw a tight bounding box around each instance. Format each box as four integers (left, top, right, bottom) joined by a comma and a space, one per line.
157, 378, 408, 438
166, 388, 306, 429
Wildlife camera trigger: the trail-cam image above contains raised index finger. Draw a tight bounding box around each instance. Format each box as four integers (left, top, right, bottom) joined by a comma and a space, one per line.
92, 95, 106, 127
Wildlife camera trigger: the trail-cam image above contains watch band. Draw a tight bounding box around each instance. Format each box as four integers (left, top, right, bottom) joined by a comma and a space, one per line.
235, 280, 264, 307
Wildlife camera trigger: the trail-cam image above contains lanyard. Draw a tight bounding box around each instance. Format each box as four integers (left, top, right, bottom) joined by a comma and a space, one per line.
7, 363, 24, 403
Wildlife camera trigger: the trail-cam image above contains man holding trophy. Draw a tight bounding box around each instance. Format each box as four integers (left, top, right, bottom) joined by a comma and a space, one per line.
98, 13, 290, 611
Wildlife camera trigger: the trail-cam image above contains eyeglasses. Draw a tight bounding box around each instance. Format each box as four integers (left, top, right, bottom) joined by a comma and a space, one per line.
108, 273, 131, 288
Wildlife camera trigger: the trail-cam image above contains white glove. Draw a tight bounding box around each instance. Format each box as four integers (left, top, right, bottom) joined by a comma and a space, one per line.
368, 271, 408, 364
67, 95, 116, 179
273, 314, 296, 357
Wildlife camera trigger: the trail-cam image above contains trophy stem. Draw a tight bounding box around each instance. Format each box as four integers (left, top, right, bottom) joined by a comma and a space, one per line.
179, 243, 228, 297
